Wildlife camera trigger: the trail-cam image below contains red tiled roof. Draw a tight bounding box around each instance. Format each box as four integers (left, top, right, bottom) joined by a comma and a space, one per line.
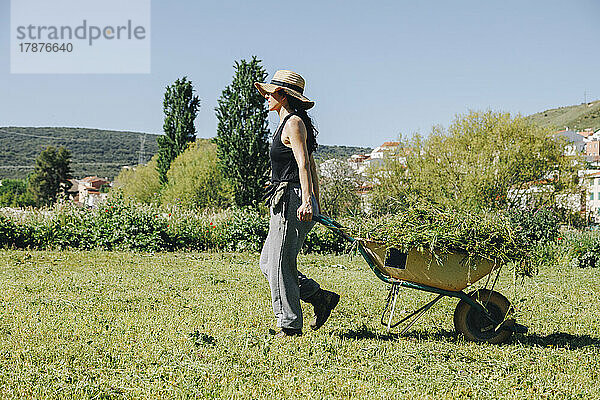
82, 176, 109, 184
512, 177, 557, 189
381, 141, 400, 147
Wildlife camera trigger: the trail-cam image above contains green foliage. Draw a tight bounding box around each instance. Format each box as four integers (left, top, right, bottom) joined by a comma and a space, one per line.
527, 240, 561, 272
27, 146, 73, 207
219, 207, 269, 252
0, 179, 34, 207
0, 203, 92, 248
347, 202, 528, 272
215, 56, 270, 207
304, 223, 348, 254
318, 160, 363, 218
0, 214, 25, 247
504, 207, 562, 275
160, 140, 232, 209
0, 198, 340, 254
0, 127, 159, 180
372, 111, 580, 213
563, 231, 600, 268
90, 194, 171, 251
114, 155, 162, 204
507, 207, 560, 248
157, 77, 201, 185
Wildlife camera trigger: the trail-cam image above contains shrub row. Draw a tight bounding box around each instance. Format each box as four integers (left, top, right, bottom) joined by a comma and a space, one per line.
0, 196, 347, 254
2, 198, 598, 270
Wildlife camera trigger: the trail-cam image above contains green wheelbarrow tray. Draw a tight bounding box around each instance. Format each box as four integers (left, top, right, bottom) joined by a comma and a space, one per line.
312, 213, 528, 344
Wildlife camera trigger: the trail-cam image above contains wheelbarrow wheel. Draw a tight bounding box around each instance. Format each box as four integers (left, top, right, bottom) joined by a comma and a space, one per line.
453, 289, 514, 344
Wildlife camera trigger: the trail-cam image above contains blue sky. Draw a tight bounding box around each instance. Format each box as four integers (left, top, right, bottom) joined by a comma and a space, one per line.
1, 0, 599, 147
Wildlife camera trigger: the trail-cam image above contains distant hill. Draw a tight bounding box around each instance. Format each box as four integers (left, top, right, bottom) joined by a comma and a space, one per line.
528, 100, 600, 132
0, 126, 372, 180
0, 127, 159, 180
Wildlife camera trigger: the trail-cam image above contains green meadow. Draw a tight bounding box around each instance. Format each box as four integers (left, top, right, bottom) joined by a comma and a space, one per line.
0, 250, 598, 399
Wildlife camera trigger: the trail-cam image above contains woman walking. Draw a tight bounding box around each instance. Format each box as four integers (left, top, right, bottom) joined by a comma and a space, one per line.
255, 70, 340, 338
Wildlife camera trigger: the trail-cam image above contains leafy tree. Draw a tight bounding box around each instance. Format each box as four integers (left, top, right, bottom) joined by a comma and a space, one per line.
0, 178, 35, 207
215, 56, 270, 207
27, 146, 72, 206
318, 159, 363, 217
160, 140, 232, 209
371, 110, 580, 213
114, 155, 162, 204
156, 77, 201, 184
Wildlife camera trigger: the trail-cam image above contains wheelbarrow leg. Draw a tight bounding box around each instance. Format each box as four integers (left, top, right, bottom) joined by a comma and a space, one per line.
381, 284, 445, 334
398, 294, 444, 336
386, 283, 401, 332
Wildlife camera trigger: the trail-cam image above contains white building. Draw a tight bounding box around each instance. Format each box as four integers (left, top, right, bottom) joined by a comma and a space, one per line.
348, 141, 403, 176
584, 170, 600, 222
73, 176, 110, 208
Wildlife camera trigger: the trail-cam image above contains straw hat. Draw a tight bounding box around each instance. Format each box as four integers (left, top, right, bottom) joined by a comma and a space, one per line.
254, 70, 314, 109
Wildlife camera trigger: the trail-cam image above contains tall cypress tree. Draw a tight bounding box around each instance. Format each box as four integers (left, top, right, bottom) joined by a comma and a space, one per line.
28, 146, 72, 206
215, 56, 270, 207
156, 77, 200, 184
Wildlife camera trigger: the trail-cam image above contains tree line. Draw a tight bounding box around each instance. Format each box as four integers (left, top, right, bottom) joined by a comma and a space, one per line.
0, 146, 72, 207
117, 57, 272, 209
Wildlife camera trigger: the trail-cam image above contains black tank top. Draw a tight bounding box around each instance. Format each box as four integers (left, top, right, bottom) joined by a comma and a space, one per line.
270, 112, 307, 183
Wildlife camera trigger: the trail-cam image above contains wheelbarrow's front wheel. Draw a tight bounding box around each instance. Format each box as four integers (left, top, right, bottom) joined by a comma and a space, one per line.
453, 289, 514, 344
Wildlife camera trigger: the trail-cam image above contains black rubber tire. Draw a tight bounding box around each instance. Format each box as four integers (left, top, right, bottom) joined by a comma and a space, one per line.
453, 289, 514, 344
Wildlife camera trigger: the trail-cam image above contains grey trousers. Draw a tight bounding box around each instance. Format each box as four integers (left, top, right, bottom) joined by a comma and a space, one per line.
259, 182, 320, 330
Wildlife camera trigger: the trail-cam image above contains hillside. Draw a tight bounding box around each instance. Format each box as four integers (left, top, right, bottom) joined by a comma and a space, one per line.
0, 127, 160, 180
528, 100, 600, 131
0, 127, 371, 180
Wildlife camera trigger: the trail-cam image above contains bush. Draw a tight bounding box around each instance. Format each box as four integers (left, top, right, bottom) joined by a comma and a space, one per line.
160, 140, 232, 209
90, 195, 171, 251
527, 240, 560, 272
114, 156, 161, 204
304, 223, 348, 254
0, 205, 91, 249
0, 197, 347, 255
318, 159, 363, 218
220, 207, 269, 252
0, 214, 26, 248
563, 231, 600, 268
507, 206, 560, 247
0, 179, 35, 207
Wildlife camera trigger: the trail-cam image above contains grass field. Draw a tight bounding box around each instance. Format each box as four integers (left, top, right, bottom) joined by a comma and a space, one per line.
0, 250, 599, 399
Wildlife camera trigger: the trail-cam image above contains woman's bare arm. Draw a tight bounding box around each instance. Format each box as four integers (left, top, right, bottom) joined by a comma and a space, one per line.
284, 116, 314, 220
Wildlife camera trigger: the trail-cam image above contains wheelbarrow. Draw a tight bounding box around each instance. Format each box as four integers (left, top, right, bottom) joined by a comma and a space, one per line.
313, 213, 528, 344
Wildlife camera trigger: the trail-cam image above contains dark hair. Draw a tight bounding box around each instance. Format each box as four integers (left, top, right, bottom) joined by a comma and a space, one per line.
280, 90, 318, 154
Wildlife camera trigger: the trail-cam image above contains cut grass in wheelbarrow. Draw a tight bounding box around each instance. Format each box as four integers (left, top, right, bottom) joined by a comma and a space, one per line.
313, 213, 528, 344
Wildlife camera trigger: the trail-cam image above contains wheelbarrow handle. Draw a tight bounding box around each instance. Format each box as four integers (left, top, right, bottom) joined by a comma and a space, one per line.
312, 213, 356, 243
312, 213, 345, 229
